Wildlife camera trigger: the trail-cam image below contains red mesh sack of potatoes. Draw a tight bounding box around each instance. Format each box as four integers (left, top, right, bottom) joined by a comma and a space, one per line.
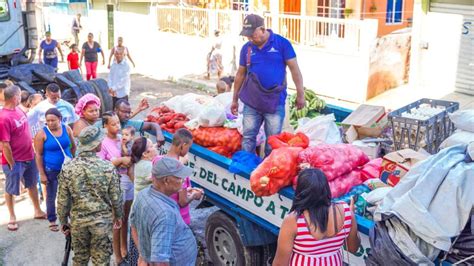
250, 147, 303, 197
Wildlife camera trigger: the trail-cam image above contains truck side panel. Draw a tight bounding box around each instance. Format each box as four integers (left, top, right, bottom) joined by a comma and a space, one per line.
0, 0, 26, 58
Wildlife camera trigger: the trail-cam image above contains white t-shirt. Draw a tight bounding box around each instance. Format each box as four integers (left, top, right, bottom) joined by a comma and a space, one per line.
108, 59, 131, 98
27, 99, 79, 136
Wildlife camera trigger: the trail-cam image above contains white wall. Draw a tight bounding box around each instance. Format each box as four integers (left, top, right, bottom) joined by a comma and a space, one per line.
409, 2, 463, 98
44, 6, 379, 103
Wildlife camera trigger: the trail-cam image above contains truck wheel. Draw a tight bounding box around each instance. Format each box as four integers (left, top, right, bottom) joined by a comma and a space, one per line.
8, 63, 54, 84
205, 211, 262, 266
77, 81, 95, 96
61, 88, 79, 106
261, 243, 277, 265
90, 79, 113, 113
63, 70, 83, 84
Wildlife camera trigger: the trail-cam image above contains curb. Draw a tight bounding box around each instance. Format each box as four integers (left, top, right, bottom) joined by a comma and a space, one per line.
175, 77, 217, 95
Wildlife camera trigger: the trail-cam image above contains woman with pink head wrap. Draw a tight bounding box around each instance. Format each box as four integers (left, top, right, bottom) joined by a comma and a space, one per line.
72, 93, 101, 137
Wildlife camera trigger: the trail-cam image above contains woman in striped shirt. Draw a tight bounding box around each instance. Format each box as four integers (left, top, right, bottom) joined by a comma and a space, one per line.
273, 168, 360, 266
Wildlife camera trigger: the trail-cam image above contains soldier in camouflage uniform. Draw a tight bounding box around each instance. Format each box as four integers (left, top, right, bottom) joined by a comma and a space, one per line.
57, 126, 123, 266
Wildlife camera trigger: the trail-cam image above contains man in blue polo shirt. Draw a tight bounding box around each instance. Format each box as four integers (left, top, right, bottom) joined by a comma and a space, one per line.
231, 14, 305, 156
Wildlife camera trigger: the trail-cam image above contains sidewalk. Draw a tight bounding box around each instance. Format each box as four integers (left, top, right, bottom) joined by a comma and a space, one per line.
177, 75, 474, 111
0, 173, 69, 266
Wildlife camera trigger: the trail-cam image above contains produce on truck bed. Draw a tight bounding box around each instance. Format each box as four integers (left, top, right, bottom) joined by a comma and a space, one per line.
250, 147, 303, 197
293, 164, 365, 198
267, 132, 310, 149
298, 144, 369, 181
191, 127, 242, 157
146, 106, 189, 133
328, 170, 364, 198
289, 89, 326, 128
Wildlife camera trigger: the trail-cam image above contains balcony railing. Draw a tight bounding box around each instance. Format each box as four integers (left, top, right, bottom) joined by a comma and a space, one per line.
156, 6, 364, 53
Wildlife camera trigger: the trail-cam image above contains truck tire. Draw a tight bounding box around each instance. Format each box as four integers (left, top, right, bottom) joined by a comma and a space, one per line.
63, 70, 83, 84
17, 81, 37, 94
8, 63, 55, 84
61, 88, 79, 106
90, 79, 113, 113
261, 243, 277, 265
77, 81, 95, 96
32, 69, 55, 83
55, 74, 82, 102
205, 211, 262, 266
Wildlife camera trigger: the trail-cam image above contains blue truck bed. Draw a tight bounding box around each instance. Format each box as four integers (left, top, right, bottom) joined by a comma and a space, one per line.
158, 104, 375, 264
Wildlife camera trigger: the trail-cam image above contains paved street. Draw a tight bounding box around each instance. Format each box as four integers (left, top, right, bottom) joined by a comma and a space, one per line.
0, 73, 218, 266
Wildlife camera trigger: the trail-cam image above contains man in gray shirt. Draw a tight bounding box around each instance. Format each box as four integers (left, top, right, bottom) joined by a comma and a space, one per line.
130, 157, 197, 265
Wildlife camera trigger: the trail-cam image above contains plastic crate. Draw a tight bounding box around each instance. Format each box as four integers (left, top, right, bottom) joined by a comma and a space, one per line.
388, 98, 459, 154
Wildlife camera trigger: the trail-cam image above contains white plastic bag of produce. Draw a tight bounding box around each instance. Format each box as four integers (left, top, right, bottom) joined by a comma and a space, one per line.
215, 92, 244, 116
296, 114, 342, 146
184, 119, 200, 130
439, 129, 474, 149
163, 93, 216, 119
198, 105, 227, 127
449, 109, 474, 133
162, 95, 183, 112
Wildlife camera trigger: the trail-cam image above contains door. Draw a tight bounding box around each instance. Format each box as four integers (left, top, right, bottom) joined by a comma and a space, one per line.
431, 2, 474, 95
281, 0, 301, 43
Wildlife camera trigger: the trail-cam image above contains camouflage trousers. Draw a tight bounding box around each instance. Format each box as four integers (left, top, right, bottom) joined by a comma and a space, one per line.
71, 221, 113, 266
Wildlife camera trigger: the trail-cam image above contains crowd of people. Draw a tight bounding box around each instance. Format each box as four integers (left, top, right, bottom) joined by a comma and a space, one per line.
0, 13, 364, 266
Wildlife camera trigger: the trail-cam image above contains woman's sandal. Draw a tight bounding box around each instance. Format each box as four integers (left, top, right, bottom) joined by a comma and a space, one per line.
7, 222, 18, 231
49, 224, 59, 232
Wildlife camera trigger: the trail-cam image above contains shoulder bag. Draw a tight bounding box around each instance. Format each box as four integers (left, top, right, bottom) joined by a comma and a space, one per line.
239, 46, 286, 114
46, 125, 72, 166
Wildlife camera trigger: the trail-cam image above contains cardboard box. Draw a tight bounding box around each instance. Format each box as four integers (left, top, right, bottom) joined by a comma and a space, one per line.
380, 149, 428, 186
352, 141, 381, 160
342, 104, 387, 143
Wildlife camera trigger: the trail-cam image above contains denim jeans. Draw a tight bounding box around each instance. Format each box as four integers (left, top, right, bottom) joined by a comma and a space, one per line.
45, 169, 60, 222
242, 104, 285, 156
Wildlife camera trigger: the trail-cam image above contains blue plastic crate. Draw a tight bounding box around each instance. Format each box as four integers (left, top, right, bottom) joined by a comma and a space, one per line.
322, 104, 353, 122
388, 98, 459, 153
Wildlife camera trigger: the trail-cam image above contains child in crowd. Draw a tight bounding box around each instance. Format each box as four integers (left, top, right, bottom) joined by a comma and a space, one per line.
167, 128, 203, 225
216, 80, 228, 95
19, 91, 31, 113
121, 126, 135, 159
98, 112, 133, 264
130, 137, 158, 197
67, 44, 80, 71
27, 94, 43, 109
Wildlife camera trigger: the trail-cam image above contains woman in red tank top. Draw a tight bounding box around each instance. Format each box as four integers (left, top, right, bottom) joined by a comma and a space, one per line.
273, 168, 361, 266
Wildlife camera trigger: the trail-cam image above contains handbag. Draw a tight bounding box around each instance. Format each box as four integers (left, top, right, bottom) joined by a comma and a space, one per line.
239, 46, 286, 114
333, 203, 351, 265
46, 126, 72, 165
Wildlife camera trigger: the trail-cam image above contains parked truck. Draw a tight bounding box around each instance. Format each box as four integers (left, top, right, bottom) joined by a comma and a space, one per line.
0, 0, 37, 78
159, 105, 373, 266
0, 0, 113, 113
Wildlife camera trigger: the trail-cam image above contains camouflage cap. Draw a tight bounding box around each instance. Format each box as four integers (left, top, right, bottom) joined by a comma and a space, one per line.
78, 126, 105, 153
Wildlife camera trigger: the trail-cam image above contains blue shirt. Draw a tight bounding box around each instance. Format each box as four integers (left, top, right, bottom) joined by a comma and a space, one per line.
27, 99, 79, 137
121, 119, 144, 133
42, 124, 72, 171
239, 30, 296, 104
130, 186, 197, 265
40, 40, 58, 59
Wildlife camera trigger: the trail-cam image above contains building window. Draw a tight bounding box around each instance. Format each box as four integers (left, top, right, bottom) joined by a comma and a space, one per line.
386, 0, 403, 24
0, 0, 10, 22
232, 0, 249, 11
316, 0, 346, 18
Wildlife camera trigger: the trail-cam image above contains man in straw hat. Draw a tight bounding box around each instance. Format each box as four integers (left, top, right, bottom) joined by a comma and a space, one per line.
57, 126, 123, 265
